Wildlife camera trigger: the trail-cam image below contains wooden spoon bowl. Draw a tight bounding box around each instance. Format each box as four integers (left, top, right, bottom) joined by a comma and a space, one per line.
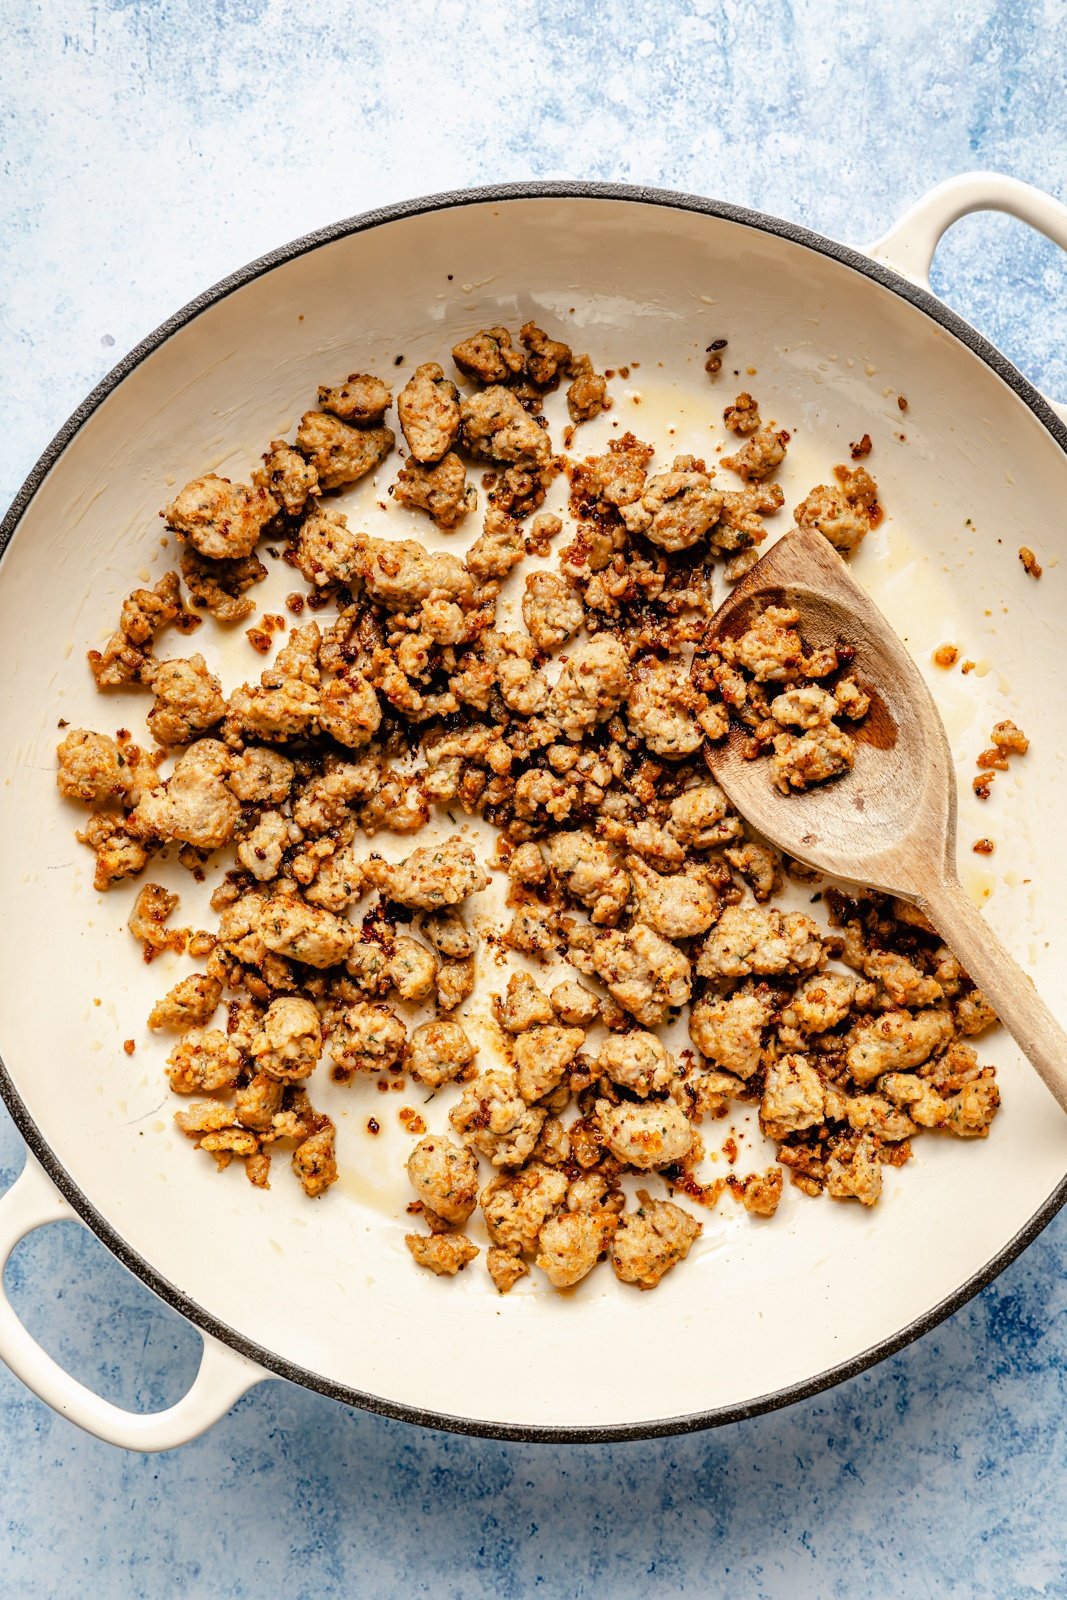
698, 522, 1067, 1113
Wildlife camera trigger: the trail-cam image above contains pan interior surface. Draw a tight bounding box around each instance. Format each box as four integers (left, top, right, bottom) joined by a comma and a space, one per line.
1, 192, 1065, 1436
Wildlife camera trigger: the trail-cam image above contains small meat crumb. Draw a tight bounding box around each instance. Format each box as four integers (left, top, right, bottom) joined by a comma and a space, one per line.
991, 719, 1029, 755
933, 644, 958, 669
1019, 546, 1042, 578
739, 1166, 783, 1217
405, 1232, 479, 1276
972, 838, 995, 855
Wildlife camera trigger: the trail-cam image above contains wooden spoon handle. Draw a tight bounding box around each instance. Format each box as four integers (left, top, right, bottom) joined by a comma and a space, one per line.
920, 876, 1067, 1114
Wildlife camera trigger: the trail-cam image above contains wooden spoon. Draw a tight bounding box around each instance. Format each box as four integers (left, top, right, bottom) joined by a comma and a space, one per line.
700, 521, 1067, 1113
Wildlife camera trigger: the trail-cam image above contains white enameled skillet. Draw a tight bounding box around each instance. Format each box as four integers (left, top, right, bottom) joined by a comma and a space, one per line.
1, 174, 1066, 1448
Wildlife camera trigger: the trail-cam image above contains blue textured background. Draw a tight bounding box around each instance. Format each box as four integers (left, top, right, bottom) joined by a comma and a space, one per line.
3, 2, 1066, 1595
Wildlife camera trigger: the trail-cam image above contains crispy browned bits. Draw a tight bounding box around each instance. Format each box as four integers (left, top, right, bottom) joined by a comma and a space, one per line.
62, 318, 1006, 1285
972, 839, 995, 855
932, 644, 959, 668
704, 337, 727, 377
1019, 545, 1042, 579
849, 434, 873, 459
971, 718, 1029, 799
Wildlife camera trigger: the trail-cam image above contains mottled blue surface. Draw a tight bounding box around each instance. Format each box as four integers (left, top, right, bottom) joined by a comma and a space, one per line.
2, 2, 1067, 1595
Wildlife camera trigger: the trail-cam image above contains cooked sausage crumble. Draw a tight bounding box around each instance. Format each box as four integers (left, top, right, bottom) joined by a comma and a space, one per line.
696, 603, 872, 793
57, 320, 1003, 1295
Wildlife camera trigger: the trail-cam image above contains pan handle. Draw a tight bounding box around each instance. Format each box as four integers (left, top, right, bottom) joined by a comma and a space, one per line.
0, 1155, 264, 1451
867, 171, 1067, 423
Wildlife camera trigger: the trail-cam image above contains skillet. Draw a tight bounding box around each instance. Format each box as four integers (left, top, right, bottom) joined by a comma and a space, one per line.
1, 174, 1065, 1447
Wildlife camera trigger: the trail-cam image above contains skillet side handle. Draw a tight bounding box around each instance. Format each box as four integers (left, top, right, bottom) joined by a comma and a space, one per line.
918, 876, 1067, 1117
867, 171, 1067, 423
0, 1155, 264, 1451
